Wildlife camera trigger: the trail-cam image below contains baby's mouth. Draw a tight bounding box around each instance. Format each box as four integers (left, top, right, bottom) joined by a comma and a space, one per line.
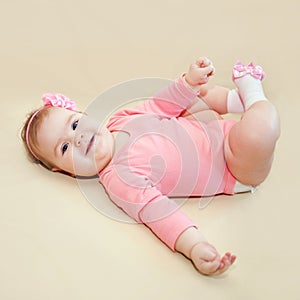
86, 135, 95, 155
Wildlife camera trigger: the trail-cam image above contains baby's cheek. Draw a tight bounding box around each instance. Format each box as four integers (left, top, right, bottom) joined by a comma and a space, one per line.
72, 157, 95, 176
94, 139, 108, 159
93, 142, 112, 169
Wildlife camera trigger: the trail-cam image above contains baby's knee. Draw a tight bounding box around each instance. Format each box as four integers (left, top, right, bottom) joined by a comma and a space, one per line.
255, 102, 280, 140
245, 129, 276, 158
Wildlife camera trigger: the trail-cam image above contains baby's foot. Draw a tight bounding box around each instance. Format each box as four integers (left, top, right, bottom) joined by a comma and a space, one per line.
232, 61, 268, 110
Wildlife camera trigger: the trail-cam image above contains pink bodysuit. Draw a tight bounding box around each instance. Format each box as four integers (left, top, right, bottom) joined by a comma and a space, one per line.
98, 75, 237, 251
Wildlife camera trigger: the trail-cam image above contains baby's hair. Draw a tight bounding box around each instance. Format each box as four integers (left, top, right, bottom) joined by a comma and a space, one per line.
21, 106, 56, 172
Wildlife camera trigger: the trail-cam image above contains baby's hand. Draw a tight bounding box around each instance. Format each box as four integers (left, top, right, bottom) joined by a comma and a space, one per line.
190, 241, 236, 276
185, 57, 215, 87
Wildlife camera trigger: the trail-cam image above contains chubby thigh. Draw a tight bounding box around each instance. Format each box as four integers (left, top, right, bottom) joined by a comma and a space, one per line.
223, 102, 279, 186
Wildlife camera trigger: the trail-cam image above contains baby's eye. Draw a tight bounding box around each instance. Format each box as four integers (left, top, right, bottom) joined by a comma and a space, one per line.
62, 143, 69, 155
72, 120, 79, 130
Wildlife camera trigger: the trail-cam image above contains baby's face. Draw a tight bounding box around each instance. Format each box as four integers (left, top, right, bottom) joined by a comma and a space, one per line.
37, 107, 114, 176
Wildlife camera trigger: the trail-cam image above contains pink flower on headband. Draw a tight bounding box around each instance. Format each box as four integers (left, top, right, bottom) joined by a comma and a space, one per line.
41, 93, 77, 111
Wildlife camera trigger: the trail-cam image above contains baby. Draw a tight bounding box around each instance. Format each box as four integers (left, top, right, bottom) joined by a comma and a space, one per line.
21, 57, 280, 276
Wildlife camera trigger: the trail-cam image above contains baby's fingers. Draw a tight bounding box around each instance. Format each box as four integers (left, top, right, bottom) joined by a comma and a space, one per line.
197, 259, 221, 275
191, 61, 214, 76
195, 57, 211, 68
200, 65, 215, 77
195, 57, 215, 75
213, 253, 236, 276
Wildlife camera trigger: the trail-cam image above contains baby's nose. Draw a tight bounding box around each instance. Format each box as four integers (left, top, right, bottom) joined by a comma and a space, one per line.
75, 133, 84, 147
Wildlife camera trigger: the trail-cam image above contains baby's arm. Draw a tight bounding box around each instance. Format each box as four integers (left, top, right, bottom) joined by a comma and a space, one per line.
101, 169, 236, 276
190, 84, 230, 115
175, 227, 236, 276
101, 166, 237, 275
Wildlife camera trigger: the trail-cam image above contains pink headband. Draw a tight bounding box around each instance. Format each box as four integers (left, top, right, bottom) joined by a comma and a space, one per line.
26, 93, 77, 160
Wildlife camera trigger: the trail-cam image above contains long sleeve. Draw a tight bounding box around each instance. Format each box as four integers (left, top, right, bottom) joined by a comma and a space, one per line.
135, 74, 198, 118
107, 75, 198, 129
99, 167, 197, 251
139, 194, 198, 251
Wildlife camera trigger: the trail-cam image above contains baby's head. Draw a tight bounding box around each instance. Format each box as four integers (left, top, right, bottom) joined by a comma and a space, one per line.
21, 94, 114, 177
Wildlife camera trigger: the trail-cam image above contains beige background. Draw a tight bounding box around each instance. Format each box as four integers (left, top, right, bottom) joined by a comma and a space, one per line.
1, 0, 300, 299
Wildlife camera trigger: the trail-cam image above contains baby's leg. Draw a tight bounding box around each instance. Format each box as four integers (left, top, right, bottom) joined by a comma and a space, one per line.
181, 86, 222, 122
198, 84, 230, 114
182, 96, 223, 122
224, 62, 280, 186
183, 83, 245, 118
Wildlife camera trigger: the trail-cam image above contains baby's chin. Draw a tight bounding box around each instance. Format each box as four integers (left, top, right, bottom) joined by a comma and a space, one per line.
71, 160, 98, 177
73, 168, 98, 178
76, 160, 109, 177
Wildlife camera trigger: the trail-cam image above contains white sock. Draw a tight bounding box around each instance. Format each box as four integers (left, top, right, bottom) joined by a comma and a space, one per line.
227, 89, 245, 113
234, 75, 268, 110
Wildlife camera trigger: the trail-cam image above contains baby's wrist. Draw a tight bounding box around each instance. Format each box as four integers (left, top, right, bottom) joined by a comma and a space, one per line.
188, 241, 210, 260
175, 227, 207, 259
182, 74, 202, 93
